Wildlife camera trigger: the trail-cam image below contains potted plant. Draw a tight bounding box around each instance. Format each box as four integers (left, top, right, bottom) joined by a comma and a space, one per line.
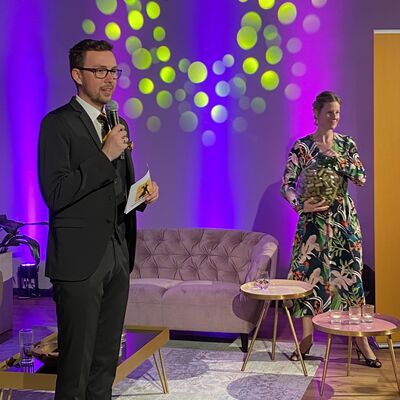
0, 214, 47, 297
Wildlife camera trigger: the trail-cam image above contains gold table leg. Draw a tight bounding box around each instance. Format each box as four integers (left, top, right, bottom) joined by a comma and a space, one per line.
153, 349, 169, 394
241, 300, 270, 371
320, 333, 332, 396
271, 300, 279, 360
283, 304, 308, 376
6, 390, 11, 400
387, 335, 400, 393
347, 336, 352, 376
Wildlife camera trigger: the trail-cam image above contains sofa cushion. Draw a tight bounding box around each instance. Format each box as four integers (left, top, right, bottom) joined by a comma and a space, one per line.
133, 229, 273, 284
129, 278, 180, 304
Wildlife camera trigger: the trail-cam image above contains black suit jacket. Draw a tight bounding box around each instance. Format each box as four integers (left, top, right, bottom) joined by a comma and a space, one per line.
38, 97, 139, 281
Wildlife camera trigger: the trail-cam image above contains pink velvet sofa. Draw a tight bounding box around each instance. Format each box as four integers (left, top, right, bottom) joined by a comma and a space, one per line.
125, 228, 279, 350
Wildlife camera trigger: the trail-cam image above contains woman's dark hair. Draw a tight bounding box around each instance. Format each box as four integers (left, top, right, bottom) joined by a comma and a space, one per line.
69, 39, 113, 70
312, 91, 342, 113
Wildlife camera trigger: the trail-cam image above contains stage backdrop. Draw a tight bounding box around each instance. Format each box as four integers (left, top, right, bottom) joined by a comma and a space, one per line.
0, 0, 399, 288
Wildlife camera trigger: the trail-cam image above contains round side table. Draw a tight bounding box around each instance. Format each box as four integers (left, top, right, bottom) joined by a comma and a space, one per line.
240, 279, 313, 376
313, 311, 400, 396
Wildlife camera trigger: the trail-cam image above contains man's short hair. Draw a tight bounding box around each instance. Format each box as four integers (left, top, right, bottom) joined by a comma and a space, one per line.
69, 39, 113, 71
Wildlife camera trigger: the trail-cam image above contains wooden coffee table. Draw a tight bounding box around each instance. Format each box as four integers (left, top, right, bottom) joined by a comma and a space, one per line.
0, 325, 169, 399
313, 312, 400, 396
240, 279, 313, 376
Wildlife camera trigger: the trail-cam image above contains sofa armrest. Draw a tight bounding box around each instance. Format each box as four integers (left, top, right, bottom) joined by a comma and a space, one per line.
245, 234, 278, 283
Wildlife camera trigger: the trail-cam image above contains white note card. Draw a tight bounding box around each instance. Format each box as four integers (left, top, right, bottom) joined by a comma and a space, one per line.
124, 170, 151, 214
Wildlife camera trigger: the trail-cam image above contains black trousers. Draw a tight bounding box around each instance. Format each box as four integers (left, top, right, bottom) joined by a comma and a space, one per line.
52, 236, 130, 400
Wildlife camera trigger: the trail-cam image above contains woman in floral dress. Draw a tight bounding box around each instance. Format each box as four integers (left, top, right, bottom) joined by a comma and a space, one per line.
281, 91, 381, 367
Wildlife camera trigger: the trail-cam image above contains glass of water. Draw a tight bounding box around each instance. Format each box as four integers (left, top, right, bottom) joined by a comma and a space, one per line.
19, 328, 34, 366
255, 270, 270, 290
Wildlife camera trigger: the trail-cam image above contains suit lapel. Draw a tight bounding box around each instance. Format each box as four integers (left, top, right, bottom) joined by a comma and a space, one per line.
69, 97, 102, 150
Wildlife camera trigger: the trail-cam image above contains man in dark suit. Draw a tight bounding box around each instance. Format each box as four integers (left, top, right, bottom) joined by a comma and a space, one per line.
38, 39, 159, 399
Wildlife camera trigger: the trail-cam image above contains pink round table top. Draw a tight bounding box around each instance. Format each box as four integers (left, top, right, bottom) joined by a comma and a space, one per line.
312, 311, 400, 337
241, 279, 313, 301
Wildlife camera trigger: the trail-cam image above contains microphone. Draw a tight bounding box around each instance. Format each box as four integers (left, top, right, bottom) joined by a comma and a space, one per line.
105, 100, 124, 160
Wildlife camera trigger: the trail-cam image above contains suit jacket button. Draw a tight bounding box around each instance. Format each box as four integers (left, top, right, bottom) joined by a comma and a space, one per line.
106, 218, 112, 224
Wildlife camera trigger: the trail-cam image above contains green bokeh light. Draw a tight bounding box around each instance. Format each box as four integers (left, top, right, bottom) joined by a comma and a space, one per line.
277, 2, 297, 25
263, 24, 278, 41
126, 0, 142, 11
265, 46, 283, 65
160, 66, 176, 83
156, 90, 173, 109
156, 46, 171, 62
124, 98, 143, 119
179, 111, 198, 132
237, 26, 258, 50
241, 11, 262, 32
258, 0, 275, 9
125, 0, 141, 6
251, 97, 266, 113
125, 36, 142, 54
153, 26, 166, 41
146, 1, 160, 19
128, 10, 144, 30
147, 116, 161, 132
150, 47, 160, 64
132, 48, 152, 70
175, 89, 186, 102
239, 96, 250, 110
223, 54, 235, 67
138, 78, 154, 94
105, 22, 121, 40
178, 58, 190, 73
215, 81, 230, 97
242, 57, 259, 74
187, 61, 208, 84
261, 70, 279, 91
213, 60, 225, 75
211, 105, 228, 123
229, 77, 247, 98
194, 91, 209, 108
96, 0, 117, 15
233, 117, 247, 132
82, 19, 96, 34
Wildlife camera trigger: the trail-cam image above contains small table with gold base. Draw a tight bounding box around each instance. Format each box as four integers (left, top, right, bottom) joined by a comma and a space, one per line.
313, 312, 400, 396
0, 325, 169, 399
240, 279, 313, 376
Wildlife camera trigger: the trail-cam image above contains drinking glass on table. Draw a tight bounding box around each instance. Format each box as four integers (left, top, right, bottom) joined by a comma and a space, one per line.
255, 270, 270, 290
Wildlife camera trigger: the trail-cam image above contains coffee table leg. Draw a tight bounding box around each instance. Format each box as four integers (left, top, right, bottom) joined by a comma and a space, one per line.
387, 335, 400, 393
347, 336, 352, 376
271, 300, 279, 360
241, 300, 270, 371
153, 350, 169, 394
320, 333, 332, 396
283, 304, 308, 376
6, 390, 11, 400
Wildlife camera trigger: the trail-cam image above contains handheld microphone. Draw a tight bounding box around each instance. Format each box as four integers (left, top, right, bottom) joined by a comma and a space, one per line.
105, 100, 124, 160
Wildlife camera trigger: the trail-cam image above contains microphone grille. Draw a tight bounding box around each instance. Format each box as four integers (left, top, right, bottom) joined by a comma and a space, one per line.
105, 100, 119, 112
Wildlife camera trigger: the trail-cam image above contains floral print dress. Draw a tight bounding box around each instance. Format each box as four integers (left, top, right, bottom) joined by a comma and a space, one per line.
281, 133, 366, 317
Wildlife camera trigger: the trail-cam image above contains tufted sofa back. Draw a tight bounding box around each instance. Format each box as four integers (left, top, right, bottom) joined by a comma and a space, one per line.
132, 228, 278, 284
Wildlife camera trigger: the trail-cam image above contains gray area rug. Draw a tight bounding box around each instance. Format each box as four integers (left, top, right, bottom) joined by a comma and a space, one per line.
113, 339, 324, 400
1, 337, 324, 400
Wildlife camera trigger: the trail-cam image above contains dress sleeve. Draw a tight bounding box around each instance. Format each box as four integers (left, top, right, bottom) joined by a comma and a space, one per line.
280, 140, 305, 215
335, 137, 366, 186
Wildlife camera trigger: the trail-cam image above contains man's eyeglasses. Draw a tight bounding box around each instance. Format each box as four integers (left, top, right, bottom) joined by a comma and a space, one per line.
77, 67, 122, 79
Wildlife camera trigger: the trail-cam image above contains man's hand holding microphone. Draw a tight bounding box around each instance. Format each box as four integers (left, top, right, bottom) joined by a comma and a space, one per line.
102, 124, 129, 161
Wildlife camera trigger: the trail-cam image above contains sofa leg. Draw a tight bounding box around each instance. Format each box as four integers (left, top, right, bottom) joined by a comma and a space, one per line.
240, 333, 249, 353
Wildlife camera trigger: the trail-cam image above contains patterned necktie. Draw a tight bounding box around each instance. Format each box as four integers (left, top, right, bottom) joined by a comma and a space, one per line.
97, 113, 109, 142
